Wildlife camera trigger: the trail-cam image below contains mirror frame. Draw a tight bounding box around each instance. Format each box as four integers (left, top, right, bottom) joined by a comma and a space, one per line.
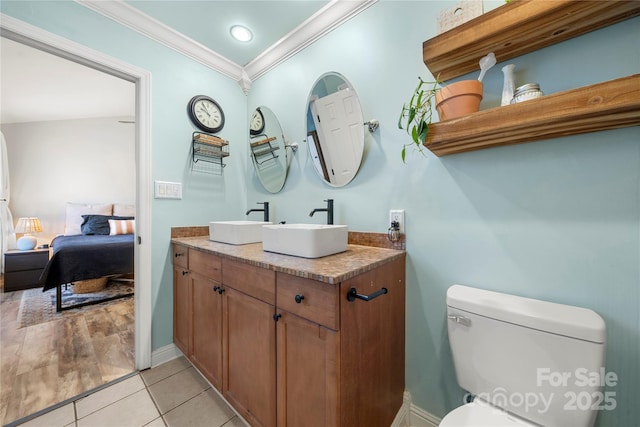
305, 72, 365, 188
249, 106, 289, 193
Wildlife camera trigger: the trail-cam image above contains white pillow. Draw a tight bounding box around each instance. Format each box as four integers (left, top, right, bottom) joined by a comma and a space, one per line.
113, 203, 135, 217
64, 202, 112, 235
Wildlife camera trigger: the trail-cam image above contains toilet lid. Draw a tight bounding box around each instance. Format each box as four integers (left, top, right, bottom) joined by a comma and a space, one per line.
439, 400, 538, 427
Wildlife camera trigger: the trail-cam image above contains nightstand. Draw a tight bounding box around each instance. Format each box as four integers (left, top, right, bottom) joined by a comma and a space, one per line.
4, 248, 49, 292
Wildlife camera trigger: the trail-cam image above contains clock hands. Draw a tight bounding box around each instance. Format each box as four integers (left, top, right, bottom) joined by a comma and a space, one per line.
198, 106, 211, 117
199, 104, 221, 120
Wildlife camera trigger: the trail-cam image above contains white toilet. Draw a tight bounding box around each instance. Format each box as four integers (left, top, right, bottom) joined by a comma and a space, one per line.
441, 285, 606, 427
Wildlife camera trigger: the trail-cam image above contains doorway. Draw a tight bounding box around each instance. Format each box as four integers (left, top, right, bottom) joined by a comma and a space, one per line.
0, 15, 152, 424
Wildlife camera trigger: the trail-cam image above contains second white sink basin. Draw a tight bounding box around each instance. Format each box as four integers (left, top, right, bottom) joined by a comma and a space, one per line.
262, 224, 348, 258
209, 220, 272, 245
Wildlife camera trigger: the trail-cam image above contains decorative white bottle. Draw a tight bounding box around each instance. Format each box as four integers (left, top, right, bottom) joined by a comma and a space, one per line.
501, 64, 515, 106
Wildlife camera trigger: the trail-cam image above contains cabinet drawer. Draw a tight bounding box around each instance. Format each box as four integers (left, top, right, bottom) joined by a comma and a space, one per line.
5, 250, 49, 272
172, 245, 188, 269
277, 273, 339, 330
222, 259, 275, 305
5, 270, 44, 292
188, 249, 221, 281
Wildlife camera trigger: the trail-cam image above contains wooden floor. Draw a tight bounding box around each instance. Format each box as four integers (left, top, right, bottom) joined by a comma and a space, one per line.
0, 275, 135, 425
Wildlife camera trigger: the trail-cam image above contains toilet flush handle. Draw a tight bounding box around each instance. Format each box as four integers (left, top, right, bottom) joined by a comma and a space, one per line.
447, 314, 471, 327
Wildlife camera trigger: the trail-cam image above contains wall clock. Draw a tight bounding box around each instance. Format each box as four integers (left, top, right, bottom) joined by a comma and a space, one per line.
250, 108, 265, 135
188, 95, 225, 133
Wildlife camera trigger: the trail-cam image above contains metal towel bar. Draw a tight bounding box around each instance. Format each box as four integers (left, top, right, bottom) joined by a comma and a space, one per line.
347, 287, 388, 302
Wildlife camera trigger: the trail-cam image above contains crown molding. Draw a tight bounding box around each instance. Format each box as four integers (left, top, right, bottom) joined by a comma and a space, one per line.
75, 0, 377, 92
244, 0, 377, 81
75, 0, 244, 81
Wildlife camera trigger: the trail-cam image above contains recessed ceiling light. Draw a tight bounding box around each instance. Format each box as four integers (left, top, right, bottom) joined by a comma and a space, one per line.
230, 25, 253, 42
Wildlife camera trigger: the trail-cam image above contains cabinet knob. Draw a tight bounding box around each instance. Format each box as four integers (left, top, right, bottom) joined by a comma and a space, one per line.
181, 270, 188, 276
175, 252, 184, 257
217, 287, 225, 295
273, 313, 282, 322
213, 286, 219, 292
294, 294, 305, 304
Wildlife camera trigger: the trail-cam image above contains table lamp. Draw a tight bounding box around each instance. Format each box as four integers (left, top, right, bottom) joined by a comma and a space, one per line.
15, 217, 43, 251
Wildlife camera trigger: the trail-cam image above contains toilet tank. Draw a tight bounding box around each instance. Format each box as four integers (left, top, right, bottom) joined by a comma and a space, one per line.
447, 285, 606, 427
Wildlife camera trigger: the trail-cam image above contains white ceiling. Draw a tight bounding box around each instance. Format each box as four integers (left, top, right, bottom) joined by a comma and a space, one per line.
125, 0, 330, 66
0, 0, 373, 124
0, 37, 136, 124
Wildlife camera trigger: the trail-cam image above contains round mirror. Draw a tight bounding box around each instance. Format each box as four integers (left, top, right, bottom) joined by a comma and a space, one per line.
306, 72, 364, 187
249, 106, 288, 193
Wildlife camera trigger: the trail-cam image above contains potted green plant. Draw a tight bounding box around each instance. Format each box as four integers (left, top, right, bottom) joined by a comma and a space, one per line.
398, 77, 483, 161
397, 76, 441, 162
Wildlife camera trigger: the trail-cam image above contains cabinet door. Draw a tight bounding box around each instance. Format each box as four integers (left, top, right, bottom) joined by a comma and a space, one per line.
191, 274, 223, 391
276, 311, 338, 427
339, 258, 406, 427
223, 287, 276, 427
173, 266, 191, 356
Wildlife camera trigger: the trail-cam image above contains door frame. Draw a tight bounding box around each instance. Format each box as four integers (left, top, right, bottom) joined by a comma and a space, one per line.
1, 14, 152, 370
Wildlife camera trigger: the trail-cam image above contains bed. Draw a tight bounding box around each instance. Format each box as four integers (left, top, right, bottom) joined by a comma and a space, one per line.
39, 202, 135, 311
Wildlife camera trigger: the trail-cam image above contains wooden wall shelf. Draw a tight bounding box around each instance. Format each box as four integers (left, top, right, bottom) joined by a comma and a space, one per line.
425, 75, 640, 156
192, 132, 229, 167
423, 0, 640, 82
420, 0, 640, 156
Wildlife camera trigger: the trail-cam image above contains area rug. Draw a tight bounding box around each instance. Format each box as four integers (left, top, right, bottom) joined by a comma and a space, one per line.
18, 278, 134, 328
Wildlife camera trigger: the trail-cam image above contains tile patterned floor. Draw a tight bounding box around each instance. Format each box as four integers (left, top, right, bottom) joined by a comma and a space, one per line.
12, 357, 248, 427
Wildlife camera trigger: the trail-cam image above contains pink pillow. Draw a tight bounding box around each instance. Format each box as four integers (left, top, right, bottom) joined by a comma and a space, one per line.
108, 219, 135, 235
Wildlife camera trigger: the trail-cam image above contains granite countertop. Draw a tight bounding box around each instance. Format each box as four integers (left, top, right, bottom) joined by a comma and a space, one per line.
171, 236, 405, 284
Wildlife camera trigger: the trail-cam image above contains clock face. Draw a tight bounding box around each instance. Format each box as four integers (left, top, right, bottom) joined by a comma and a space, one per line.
188, 95, 225, 133
250, 109, 265, 135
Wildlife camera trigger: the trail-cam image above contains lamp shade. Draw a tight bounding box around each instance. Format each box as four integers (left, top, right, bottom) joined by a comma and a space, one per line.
15, 217, 42, 250
15, 217, 43, 234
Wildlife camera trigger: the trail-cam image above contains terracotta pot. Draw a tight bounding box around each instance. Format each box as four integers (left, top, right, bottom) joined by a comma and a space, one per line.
435, 80, 483, 121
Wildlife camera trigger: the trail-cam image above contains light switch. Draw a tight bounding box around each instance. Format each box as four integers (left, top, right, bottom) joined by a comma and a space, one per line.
154, 181, 182, 199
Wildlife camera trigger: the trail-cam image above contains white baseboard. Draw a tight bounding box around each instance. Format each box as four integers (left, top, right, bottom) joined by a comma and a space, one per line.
391, 391, 412, 427
150, 343, 183, 368
393, 391, 442, 427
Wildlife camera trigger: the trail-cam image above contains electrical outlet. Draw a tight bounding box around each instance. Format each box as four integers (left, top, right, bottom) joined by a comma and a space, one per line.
389, 209, 405, 234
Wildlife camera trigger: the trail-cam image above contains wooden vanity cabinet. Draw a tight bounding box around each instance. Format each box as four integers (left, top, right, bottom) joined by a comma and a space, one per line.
189, 249, 223, 390
276, 310, 339, 427
173, 243, 405, 427
222, 260, 277, 427
223, 287, 276, 427
172, 244, 190, 356
172, 244, 224, 390
338, 257, 406, 426
191, 273, 223, 389
275, 256, 405, 427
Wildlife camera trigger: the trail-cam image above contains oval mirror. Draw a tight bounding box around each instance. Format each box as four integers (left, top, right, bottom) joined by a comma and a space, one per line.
249, 106, 288, 193
306, 72, 364, 187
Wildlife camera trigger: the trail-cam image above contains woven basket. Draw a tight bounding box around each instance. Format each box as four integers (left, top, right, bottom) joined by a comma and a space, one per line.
74, 277, 108, 294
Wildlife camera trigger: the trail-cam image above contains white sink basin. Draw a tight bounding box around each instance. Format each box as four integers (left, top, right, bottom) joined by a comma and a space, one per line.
209, 220, 272, 245
262, 224, 348, 258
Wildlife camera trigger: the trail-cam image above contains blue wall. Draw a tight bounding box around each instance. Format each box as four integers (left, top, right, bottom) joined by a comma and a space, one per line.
3, 1, 638, 426
247, 3, 639, 426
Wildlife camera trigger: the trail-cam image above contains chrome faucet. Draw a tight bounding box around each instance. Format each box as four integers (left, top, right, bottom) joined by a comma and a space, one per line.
246, 202, 269, 222
309, 199, 333, 225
